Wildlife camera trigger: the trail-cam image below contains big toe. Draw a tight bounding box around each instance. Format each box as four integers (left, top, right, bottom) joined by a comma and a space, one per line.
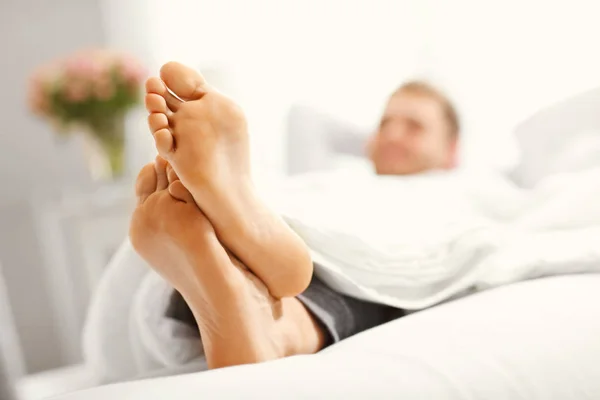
168, 180, 195, 204
160, 62, 208, 101
135, 163, 158, 204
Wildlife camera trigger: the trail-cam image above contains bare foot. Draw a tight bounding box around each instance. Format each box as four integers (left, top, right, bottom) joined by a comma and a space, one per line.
143, 62, 312, 298
129, 159, 324, 368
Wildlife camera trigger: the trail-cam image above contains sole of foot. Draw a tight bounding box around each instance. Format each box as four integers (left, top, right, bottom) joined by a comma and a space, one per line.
143, 62, 313, 298
129, 158, 322, 368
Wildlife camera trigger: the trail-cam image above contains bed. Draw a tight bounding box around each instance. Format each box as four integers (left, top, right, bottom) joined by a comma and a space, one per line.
53, 275, 600, 399
52, 89, 600, 399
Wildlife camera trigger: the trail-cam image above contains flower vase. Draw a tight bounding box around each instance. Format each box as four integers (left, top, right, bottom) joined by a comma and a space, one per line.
81, 117, 126, 181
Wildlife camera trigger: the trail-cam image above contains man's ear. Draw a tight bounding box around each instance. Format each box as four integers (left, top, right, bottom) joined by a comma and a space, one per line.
365, 134, 377, 160
445, 139, 458, 169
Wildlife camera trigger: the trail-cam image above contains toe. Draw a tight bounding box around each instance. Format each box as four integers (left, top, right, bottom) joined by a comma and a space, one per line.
154, 128, 175, 158
168, 180, 195, 203
155, 156, 169, 190
160, 62, 208, 101
145, 77, 183, 112
145, 77, 164, 93
135, 163, 157, 204
147, 113, 169, 133
166, 163, 179, 184
145, 93, 170, 115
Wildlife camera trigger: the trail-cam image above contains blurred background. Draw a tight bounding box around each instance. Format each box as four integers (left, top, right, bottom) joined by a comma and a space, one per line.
1, 0, 600, 398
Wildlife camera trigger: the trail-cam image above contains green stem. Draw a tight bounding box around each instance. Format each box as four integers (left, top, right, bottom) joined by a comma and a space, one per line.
100, 135, 125, 177
90, 116, 126, 178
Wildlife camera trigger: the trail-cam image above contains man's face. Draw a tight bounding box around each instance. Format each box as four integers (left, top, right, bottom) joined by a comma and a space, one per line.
369, 91, 456, 175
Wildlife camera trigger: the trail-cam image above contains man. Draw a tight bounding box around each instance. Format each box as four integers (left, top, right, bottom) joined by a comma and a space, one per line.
368, 80, 458, 175
129, 62, 459, 369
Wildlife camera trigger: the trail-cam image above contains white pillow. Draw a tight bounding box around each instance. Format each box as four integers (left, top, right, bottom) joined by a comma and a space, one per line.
330, 154, 373, 173
286, 105, 370, 175
550, 129, 600, 173
511, 87, 600, 187
288, 91, 600, 186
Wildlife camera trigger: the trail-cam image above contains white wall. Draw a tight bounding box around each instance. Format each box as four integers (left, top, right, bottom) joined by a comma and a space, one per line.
116, 0, 600, 176
106, 0, 424, 182
0, 0, 106, 372
420, 0, 600, 170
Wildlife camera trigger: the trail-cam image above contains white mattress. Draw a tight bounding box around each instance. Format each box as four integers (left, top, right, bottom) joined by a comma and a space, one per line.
53, 274, 600, 399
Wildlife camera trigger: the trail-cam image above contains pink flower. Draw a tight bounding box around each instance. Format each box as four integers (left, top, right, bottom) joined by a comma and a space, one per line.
64, 80, 89, 103
93, 80, 115, 100
65, 58, 93, 77
117, 57, 146, 86
27, 68, 54, 115
27, 87, 49, 115
28, 48, 146, 126
64, 51, 113, 85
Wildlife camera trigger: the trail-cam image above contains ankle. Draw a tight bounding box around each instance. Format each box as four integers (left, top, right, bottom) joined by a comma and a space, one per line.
279, 298, 327, 356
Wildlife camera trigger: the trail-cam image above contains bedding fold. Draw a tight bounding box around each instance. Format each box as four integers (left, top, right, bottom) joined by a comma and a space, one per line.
271, 167, 600, 309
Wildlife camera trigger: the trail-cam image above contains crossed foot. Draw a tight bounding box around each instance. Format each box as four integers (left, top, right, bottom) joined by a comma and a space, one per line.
129, 62, 320, 368
140, 62, 312, 299
130, 159, 322, 368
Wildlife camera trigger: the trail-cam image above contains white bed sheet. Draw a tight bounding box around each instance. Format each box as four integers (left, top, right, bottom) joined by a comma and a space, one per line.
53, 274, 600, 399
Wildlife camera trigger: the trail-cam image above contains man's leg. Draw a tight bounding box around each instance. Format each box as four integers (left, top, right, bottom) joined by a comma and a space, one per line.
136, 61, 402, 367
130, 159, 324, 369
296, 275, 405, 346
143, 62, 312, 299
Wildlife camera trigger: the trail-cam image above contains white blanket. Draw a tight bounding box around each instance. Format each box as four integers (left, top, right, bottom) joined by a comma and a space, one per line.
82, 166, 600, 383
271, 166, 600, 309
57, 275, 600, 400
82, 241, 207, 384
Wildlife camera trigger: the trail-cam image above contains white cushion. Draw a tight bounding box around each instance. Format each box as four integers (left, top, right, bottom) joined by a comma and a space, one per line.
285, 105, 370, 175
511, 87, 600, 187
53, 275, 600, 399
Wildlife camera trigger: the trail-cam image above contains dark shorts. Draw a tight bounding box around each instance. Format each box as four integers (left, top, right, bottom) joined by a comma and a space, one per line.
167, 266, 405, 347
296, 274, 405, 346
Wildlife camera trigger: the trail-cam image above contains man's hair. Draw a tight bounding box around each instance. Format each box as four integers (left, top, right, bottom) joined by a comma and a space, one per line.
393, 81, 460, 139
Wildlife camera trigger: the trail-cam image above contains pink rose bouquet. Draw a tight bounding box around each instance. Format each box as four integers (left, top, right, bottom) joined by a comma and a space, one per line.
28, 48, 147, 177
